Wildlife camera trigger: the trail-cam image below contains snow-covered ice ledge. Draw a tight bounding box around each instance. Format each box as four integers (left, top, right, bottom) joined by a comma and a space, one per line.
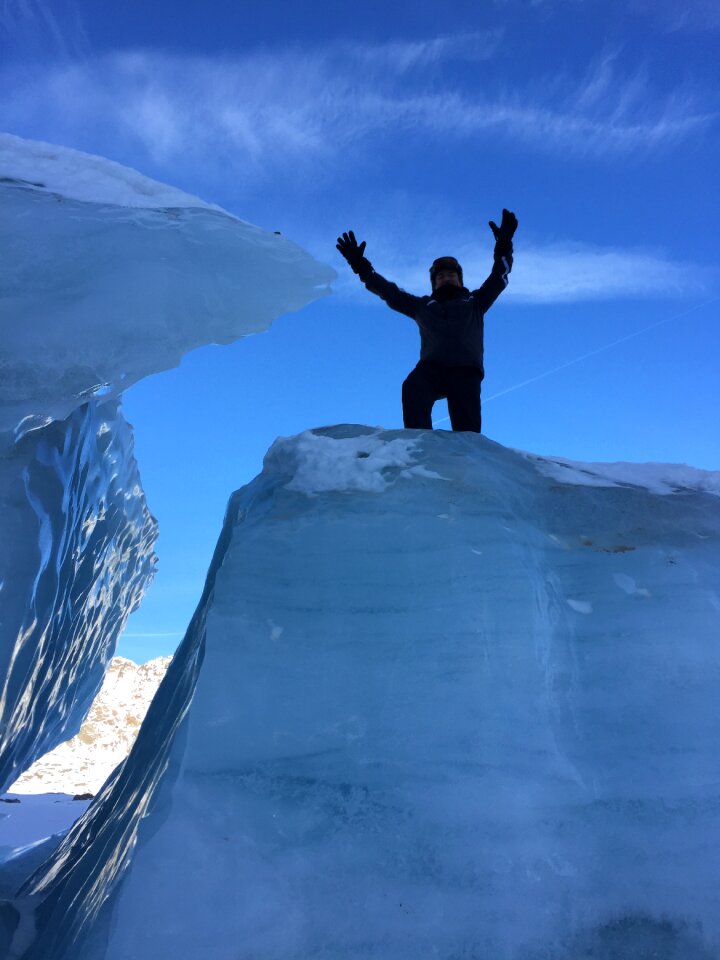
7, 426, 719, 960
0, 133, 335, 436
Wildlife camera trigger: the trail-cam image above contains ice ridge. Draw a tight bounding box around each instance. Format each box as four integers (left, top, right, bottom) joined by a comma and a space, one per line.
4, 426, 719, 960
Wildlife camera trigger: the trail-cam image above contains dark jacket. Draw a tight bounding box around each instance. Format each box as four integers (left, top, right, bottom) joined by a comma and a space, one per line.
358, 249, 512, 378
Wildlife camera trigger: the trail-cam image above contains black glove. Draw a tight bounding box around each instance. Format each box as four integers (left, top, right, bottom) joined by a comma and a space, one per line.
488, 209, 518, 256
337, 230, 370, 275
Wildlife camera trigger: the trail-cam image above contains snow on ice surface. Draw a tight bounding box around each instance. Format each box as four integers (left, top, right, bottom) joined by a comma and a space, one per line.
11, 427, 720, 960
0, 133, 335, 435
267, 425, 447, 494
0, 133, 225, 210
527, 450, 720, 496
0, 795, 92, 860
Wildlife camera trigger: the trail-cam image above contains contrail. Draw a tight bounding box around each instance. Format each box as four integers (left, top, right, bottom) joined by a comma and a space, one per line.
432, 296, 719, 427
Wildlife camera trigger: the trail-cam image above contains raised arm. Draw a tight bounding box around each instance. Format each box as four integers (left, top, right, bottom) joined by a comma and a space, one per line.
472, 209, 518, 312
337, 230, 421, 320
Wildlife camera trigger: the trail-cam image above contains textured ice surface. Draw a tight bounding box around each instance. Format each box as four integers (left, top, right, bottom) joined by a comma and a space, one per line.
0, 401, 157, 797
7, 427, 720, 960
0, 133, 335, 436
0, 132, 334, 803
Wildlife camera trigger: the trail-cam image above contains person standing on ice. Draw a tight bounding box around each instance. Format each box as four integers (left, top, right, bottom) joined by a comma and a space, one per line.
337, 209, 517, 433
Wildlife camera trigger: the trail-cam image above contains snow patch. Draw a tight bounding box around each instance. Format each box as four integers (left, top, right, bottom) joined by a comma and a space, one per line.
525, 452, 720, 496
273, 429, 446, 495
0, 793, 91, 856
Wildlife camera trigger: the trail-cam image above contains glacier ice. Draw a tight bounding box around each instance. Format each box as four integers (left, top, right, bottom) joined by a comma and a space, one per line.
0, 134, 334, 818
7, 427, 719, 960
2, 132, 719, 960
0, 400, 157, 796
0, 133, 335, 436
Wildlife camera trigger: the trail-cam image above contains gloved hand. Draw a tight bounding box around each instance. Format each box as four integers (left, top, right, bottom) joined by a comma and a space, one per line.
336, 230, 369, 274
488, 209, 518, 254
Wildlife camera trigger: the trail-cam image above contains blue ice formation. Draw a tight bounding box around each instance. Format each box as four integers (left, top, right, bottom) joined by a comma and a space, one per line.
0, 400, 156, 796
0, 135, 334, 803
6, 427, 720, 959
0, 133, 335, 436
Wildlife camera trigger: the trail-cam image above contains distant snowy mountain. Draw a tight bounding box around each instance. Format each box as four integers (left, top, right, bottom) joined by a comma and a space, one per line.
0, 132, 334, 802
8, 657, 171, 796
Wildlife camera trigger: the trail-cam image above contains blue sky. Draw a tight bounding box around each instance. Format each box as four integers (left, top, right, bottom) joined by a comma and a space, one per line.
2, 0, 718, 662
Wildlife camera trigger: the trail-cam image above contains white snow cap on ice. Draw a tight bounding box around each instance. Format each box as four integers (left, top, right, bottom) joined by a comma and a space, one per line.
0, 132, 224, 211
267, 427, 446, 495
526, 452, 720, 496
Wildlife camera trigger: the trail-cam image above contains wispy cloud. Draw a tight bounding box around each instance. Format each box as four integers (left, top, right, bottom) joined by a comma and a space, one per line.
344, 31, 504, 71
0, 42, 713, 182
646, 0, 720, 31
496, 0, 720, 30
504, 243, 713, 302
355, 240, 714, 304
0, 0, 92, 60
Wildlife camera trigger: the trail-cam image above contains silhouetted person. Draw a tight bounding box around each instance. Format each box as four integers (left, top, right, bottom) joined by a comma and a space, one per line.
337, 210, 517, 432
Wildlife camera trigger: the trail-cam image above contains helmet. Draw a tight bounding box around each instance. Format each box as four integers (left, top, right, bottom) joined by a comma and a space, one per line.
429, 256, 463, 290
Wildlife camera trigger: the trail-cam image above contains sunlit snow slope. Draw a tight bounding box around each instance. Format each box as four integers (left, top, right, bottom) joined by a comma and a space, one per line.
8, 656, 170, 797
10, 427, 720, 960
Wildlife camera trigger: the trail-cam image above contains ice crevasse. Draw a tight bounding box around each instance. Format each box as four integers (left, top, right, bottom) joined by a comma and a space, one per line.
1, 134, 720, 960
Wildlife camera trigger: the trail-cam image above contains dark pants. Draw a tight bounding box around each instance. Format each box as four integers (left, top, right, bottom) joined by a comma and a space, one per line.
402, 361, 482, 433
